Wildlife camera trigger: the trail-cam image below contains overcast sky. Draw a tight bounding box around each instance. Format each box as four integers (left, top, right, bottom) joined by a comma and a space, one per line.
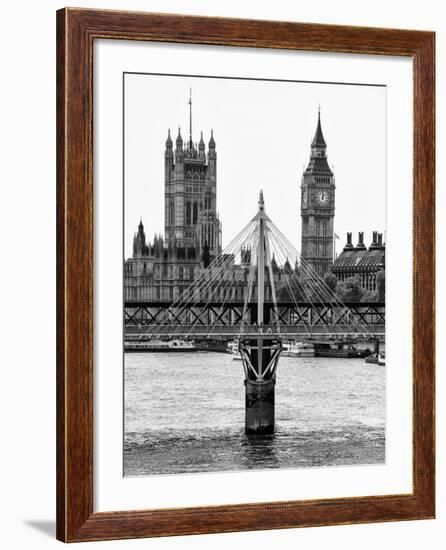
124, 73, 386, 259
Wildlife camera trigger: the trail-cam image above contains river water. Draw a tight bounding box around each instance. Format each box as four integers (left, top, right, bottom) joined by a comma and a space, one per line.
124, 352, 385, 476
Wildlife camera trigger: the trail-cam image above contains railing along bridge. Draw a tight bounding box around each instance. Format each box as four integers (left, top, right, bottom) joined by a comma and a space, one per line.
124, 300, 385, 339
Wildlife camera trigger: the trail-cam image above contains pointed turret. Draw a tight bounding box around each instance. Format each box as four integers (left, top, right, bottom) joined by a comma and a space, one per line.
311, 108, 327, 149
133, 218, 147, 258
198, 131, 205, 158
304, 108, 332, 175
271, 253, 278, 271
165, 128, 173, 148
165, 129, 174, 169
208, 129, 216, 174
208, 129, 216, 151
175, 126, 184, 164
176, 127, 183, 150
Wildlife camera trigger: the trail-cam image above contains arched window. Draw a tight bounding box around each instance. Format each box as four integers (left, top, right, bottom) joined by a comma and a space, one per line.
170, 200, 175, 225
193, 202, 198, 224
186, 202, 191, 225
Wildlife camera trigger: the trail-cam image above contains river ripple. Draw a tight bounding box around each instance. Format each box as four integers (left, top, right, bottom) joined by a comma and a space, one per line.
124, 352, 385, 476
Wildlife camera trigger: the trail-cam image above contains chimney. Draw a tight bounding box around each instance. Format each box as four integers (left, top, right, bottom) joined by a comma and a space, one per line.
378, 233, 384, 247
343, 232, 354, 251
370, 231, 380, 249
356, 232, 366, 250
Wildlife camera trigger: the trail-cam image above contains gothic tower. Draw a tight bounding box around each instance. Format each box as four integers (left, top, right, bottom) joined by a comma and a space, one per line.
164, 90, 221, 260
300, 109, 336, 277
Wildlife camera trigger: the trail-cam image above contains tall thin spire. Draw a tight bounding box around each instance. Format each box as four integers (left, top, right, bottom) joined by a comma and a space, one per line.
188, 88, 192, 147
312, 106, 326, 148
304, 108, 332, 175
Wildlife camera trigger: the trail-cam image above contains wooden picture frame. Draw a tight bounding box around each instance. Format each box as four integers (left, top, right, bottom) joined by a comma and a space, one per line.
56, 7, 435, 542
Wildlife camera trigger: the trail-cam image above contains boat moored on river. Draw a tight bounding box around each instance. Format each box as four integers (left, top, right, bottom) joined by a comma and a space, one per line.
313, 340, 373, 359
365, 352, 386, 366
124, 338, 196, 353
226, 340, 242, 360
282, 341, 315, 357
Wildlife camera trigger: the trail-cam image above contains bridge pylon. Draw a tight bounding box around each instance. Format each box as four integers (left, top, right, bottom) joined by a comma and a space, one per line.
239, 191, 282, 434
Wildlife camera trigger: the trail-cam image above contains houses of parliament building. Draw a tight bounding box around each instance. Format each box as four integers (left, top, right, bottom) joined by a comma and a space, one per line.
124, 94, 223, 302
124, 96, 384, 303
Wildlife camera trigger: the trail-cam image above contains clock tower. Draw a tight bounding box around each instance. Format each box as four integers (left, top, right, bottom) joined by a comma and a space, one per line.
300, 109, 335, 277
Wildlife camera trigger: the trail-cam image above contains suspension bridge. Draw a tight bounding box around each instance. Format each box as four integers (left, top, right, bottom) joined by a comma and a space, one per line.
124, 192, 384, 434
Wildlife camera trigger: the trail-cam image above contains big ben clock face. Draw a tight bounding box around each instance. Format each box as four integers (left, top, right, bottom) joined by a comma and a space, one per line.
316, 190, 329, 206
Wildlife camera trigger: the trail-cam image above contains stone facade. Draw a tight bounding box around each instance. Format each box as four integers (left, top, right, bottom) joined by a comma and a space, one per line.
164, 126, 221, 258
124, 220, 288, 303
124, 223, 201, 302
332, 231, 385, 292
124, 91, 224, 303
300, 111, 336, 278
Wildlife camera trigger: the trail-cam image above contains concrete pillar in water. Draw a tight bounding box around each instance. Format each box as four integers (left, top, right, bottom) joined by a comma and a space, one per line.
245, 378, 275, 434
242, 336, 278, 434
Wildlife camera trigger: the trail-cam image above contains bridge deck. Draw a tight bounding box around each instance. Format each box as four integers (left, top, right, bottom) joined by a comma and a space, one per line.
124, 301, 385, 337
125, 324, 384, 339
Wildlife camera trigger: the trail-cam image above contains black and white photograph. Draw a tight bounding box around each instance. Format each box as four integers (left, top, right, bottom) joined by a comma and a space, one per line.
2, 0, 441, 547
123, 73, 386, 477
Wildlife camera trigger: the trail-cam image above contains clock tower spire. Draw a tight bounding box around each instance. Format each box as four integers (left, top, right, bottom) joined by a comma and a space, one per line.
300, 108, 336, 277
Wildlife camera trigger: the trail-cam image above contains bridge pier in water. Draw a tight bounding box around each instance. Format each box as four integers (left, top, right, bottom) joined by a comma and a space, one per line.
245, 378, 276, 434
242, 335, 280, 434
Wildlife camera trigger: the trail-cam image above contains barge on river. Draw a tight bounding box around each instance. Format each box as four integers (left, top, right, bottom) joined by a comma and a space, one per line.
125, 338, 196, 353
